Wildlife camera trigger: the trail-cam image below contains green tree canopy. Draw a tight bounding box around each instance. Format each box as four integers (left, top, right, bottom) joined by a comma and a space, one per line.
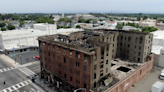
143, 16, 148, 20
137, 17, 140, 21
76, 25, 81, 28
36, 17, 54, 24
142, 27, 157, 32
0, 22, 6, 27
78, 19, 86, 23
130, 29, 140, 32
7, 24, 15, 30
11, 15, 19, 20
19, 21, 25, 27
122, 22, 124, 26
1, 27, 6, 31
116, 24, 123, 30
58, 18, 71, 22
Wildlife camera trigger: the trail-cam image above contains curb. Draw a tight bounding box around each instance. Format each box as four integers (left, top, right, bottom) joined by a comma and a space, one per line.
35, 80, 52, 92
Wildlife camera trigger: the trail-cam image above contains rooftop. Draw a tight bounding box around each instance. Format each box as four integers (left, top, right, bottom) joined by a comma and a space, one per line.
151, 30, 164, 40
0, 29, 43, 35
38, 31, 116, 50
152, 45, 163, 54
111, 58, 144, 80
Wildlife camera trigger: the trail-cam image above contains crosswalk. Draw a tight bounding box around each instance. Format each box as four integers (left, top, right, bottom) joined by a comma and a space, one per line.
0, 80, 32, 92
0, 67, 15, 73
18, 67, 36, 76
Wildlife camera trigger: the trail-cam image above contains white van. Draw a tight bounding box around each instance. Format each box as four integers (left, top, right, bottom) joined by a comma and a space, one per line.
159, 69, 164, 80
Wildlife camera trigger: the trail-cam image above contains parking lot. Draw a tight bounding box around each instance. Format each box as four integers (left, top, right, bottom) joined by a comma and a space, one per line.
127, 67, 164, 92
9, 51, 39, 65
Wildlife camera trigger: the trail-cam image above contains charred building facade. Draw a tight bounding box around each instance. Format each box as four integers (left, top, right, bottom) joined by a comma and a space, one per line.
38, 29, 153, 92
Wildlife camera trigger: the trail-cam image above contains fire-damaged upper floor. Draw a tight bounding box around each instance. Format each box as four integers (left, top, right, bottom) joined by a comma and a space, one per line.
38, 29, 153, 61
38, 31, 117, 51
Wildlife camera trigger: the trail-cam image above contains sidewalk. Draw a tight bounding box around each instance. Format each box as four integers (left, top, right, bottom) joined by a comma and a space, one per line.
0, 54, 19, 67
34, 77, 58, 92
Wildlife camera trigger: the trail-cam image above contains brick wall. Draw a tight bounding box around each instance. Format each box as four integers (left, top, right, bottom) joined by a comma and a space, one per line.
105, 53, 154, 92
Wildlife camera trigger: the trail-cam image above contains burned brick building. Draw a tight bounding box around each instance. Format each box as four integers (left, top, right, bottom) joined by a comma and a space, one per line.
38, 29, 153, 92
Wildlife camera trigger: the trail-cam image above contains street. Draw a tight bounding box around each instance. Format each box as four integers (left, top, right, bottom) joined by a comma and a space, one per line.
26, 61, 40, 74
0, 54, 47, 92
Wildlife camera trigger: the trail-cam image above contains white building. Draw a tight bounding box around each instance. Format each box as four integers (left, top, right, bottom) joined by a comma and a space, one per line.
0, 23, 84, 55
0, 23, 57, 52
122, 26, 141, 31
97, 21, 117, 29
53, 15, 61, 21
105, 21, 117, 29
151, 30, 164, 46
151, 30, 164, 67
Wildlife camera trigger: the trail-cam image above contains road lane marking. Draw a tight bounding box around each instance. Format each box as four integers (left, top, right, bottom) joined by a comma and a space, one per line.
0, 80, 32, 92
18, 67, 35, 76
0, 67, 15, 73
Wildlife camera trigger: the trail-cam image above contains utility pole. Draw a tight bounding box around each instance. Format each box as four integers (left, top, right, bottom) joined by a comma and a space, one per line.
20, 55, 22, 65
13, 47, 16, 64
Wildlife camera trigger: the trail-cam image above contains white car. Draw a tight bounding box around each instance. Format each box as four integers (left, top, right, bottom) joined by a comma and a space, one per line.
159, 69, 164, 80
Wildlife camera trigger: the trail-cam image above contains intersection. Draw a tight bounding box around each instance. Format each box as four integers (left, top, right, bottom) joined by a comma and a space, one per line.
0, 53, 47, 92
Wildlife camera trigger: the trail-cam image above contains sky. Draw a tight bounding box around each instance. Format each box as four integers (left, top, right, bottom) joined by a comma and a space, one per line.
0, 0, 164, 13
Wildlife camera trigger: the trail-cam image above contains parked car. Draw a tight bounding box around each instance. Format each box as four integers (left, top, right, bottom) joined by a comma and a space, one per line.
35, 56, 40, 60
159, 69, 164, 80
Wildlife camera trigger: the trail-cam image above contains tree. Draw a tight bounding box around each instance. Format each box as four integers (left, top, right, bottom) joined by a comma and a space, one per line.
1, 27, 6, 31
19, 21, 25, 27
143, 16, 147, 20
116, 24, 123, 30
7, 24, 15, 30
11, 15, 19, 20
122, 23, 124, 26
144, 30, 149, 33
137, 17, 140, 21
130, 29, 140, 32
78, 19, 85, 23
0, 22, 6, 27
89, 12, 93, 15
142, 27, 157, 32
76, 25, 81, 28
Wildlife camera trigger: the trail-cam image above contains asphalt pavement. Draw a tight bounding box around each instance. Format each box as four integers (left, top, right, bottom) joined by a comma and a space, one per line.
0, 53, 47, 92
9, 51, 39, 65
26, 61, 40, 74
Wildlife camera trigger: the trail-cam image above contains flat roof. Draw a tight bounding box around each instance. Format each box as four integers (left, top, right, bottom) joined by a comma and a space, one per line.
151, 30, 164, 40
152, 45, 164, 54
0, 29, 43, 35
111, 58, 144, 80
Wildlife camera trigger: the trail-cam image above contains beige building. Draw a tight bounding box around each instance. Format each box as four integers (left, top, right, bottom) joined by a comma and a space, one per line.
139, 18, 157, 27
